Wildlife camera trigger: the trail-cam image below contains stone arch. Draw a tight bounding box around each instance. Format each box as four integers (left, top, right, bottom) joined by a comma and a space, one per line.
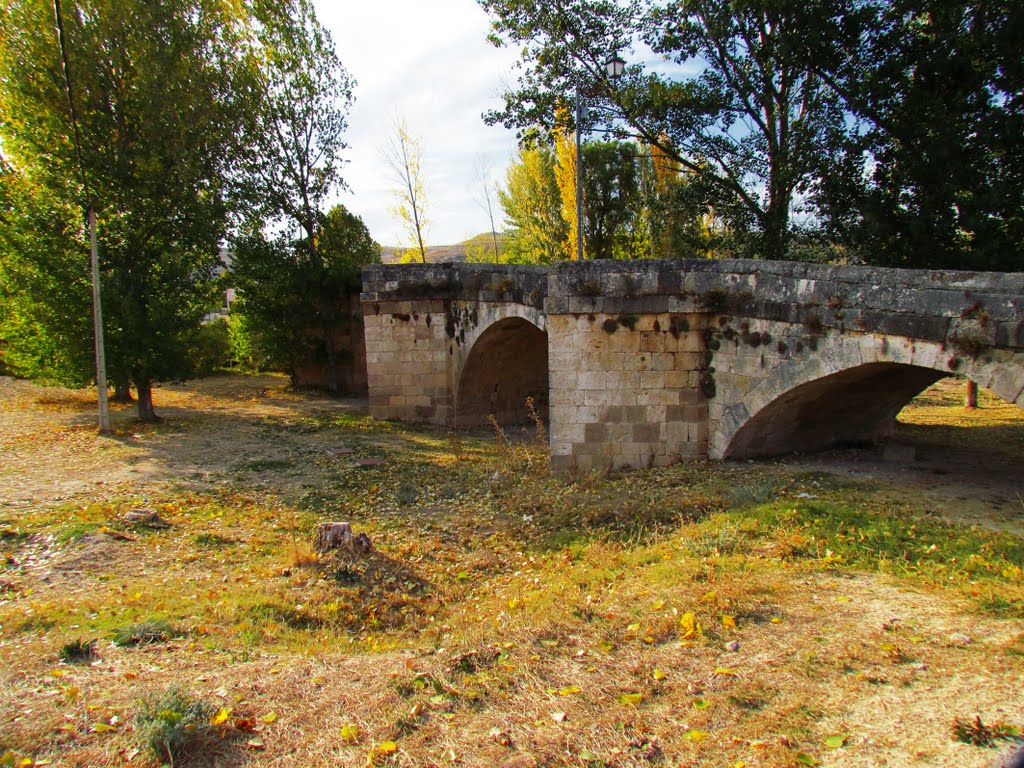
714, 332, 1024, 460
455, 314, 549, 427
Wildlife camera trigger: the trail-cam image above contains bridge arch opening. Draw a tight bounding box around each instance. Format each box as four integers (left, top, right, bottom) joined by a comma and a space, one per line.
456, 317, 548, 428
724, 362, 948, 459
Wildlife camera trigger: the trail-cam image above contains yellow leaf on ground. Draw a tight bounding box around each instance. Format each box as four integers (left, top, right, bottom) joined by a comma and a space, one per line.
260, 711, 278, 724
340, 724, 361, 742
210, 708, 231, 726
713, 667, 737, 676
653, 669, 667, 681
375, 741, 398, 755
618, 693, 644, 706
653, 599, 666, 610
685, 730, 710, 741
722, 615, 737, 628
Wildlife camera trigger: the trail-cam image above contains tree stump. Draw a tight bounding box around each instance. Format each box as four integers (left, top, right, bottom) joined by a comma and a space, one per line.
314, 522, 371, 555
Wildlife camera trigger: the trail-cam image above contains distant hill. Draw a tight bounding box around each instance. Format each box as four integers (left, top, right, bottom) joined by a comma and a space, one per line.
380, 232, 506, 264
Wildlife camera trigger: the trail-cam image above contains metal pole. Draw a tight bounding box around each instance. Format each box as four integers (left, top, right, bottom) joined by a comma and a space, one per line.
575, 85, 584, 261
89, 206, 111, 433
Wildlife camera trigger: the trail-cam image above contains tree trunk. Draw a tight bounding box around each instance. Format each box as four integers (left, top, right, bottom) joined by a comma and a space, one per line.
136, 380, 158, 421
111, 382, 134, 402
324, 333, 338, 393
965, 379, 978, 409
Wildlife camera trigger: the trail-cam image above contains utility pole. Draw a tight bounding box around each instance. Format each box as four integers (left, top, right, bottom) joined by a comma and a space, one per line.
54, 0, 110, 432
89, 206, 110, 431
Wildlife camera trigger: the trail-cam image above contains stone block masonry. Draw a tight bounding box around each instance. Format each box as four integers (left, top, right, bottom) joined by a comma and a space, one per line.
546, 312, 708, 471
361, 259, 1024, 468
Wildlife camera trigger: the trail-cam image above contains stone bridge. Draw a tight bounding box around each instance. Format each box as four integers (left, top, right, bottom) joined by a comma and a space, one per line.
360, 260, 1024, 471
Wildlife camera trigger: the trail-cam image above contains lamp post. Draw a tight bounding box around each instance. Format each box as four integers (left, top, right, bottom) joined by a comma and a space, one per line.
575, 54, 626, 261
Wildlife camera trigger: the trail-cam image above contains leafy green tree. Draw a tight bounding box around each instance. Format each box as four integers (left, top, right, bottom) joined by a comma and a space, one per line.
499, 143, 567, 264
242, 0, 354, 245
230, 205, 379, 391
814, 0, 1024, 270
0, 0, 255, 420
481, 0, 847, 261
580, 140, 646, 259
0, 160, 94, 384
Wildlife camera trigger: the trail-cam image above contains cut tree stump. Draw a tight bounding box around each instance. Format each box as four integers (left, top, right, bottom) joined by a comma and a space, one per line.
314, 522, 372, 555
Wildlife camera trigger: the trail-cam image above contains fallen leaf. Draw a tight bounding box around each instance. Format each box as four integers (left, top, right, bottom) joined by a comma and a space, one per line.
692, 697, 711, 710
713, 667, 737, 677
653, 599, 666, 610
722, 615, 737, 629
824, 735, 848, 749
260, 711, 278, 724
579, 749, 600, 761
558, 686, 580, 696
653, 669, 667, 681
685, 730, 710, 742
794, 752, 819, 766
375, 741, 398, 755
210, 707, 231, 726
340, 724, 361, 742
618, 693, 644, 706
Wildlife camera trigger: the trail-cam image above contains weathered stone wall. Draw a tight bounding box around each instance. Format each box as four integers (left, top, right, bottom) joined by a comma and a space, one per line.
547, 312, 708, 471
545, 259, 1024, 465
362, 258, 1024, 466
361, 263, 548, 427
292, 293, 368, 394
363, 298, 451, 423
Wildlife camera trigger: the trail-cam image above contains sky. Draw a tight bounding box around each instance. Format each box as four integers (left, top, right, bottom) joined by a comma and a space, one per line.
313, 0, 522, 248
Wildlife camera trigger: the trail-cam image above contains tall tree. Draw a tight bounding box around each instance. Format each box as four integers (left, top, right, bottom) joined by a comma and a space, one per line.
382, 119, 430, 262
553, 107, 581, 259
499, 143, 567, 264
230, 0, 361, 388
481, 0, 848, 260
242, 0, 354, 245
474, 155, 503, 259
814, 0, 1024, 270
0, 0, 255, 420
580, 140, 645, 259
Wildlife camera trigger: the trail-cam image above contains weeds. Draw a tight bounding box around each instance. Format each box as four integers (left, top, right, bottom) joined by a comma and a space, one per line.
110, 619, 178, 647
135, 688, 216, 766
951, 715, 1021, 747
58, 637, 97, 663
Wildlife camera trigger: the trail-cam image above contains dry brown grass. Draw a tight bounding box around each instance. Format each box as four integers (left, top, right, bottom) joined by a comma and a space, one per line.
0, 374, 1022, 767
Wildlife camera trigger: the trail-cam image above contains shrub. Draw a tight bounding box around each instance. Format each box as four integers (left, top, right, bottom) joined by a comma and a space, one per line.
135, 688, 216, 766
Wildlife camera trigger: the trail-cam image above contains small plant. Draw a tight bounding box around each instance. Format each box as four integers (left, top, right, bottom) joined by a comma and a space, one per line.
135, 687, 217, 766
193, 533, 234, 548
396, 479, 418, 506
59, 637, 97, 663
110, 618, 177, 647
951, 715, 1021, 747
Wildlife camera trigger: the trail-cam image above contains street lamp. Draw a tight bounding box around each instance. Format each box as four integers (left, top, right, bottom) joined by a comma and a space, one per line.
575, 54, 626, 261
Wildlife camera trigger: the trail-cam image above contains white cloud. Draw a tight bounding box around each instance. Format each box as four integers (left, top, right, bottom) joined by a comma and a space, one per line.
315, 0, 520, 247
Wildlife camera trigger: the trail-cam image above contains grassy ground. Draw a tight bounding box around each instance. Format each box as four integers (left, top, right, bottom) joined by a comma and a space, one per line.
0, 375, 1022, 767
